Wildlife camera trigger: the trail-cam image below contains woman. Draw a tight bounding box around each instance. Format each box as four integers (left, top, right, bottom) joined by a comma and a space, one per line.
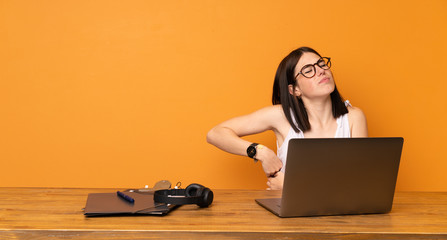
207, 47, 368, 190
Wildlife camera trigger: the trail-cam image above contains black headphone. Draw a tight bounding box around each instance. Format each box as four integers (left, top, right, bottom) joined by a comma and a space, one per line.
153, 183, 213, 208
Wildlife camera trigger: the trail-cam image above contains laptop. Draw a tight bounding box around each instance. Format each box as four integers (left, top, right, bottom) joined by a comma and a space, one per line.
256, 137, 404, 218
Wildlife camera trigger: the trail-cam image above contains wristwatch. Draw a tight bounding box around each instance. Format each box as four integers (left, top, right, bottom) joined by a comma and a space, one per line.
247, 143, 259, 163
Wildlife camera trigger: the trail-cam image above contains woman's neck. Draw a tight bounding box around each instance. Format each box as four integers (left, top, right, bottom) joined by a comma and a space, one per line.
302, 96, 334, 125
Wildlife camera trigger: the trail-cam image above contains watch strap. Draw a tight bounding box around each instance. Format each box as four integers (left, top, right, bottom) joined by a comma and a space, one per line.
254, 144, 265, 163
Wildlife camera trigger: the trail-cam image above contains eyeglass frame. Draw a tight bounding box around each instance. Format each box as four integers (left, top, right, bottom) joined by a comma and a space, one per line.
294, 57, 331, 79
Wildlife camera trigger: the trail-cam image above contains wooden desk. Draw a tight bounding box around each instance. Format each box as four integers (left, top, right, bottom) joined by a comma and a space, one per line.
0, 188, 446, 239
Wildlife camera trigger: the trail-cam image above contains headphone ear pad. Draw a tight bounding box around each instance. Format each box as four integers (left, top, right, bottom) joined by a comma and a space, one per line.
198, 187, 213, 208
185, 183, 213, 207
185, 183, 205, 197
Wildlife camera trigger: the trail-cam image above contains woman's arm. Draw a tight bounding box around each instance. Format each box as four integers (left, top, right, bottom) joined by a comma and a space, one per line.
206, 105, 284, 176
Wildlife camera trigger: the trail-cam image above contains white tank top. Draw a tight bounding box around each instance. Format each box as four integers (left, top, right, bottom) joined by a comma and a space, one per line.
276, 101, 352, 172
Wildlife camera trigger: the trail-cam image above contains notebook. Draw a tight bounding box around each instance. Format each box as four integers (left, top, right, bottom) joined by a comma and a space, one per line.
256, 137, 404, 218
84, 190, 177, 216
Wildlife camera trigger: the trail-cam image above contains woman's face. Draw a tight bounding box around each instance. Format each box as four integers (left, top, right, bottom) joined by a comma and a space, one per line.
291, 52, 335, 99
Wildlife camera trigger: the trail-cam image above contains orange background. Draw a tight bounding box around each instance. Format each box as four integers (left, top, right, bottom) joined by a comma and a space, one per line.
1, 0, 446, 191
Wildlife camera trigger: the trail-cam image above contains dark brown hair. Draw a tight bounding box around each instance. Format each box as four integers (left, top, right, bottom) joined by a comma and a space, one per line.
272, 47, 348, 133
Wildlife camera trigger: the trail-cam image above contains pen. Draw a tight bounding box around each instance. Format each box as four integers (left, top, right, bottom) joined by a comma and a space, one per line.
117, 191, 135, 203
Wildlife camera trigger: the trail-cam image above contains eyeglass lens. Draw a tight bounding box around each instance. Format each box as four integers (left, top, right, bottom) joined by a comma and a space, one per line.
300, 58, 331, 78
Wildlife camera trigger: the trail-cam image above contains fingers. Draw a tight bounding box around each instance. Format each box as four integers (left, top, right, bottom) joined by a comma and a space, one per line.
264, 162, 282, 177
266, 172, 284, 190
267, 170, 280, 178
258, 146, 283, 176
266, 171, 277, 177
271, 160, 283, 176
265, 166, 281, 177
267, 178, 277, 190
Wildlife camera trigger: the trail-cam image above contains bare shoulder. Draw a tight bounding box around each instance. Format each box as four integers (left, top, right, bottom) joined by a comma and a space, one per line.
347, 105, 368, 137
347, 105, 366, 121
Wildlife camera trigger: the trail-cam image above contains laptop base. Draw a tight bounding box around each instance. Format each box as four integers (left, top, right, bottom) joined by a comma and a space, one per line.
255, 198, 282, 217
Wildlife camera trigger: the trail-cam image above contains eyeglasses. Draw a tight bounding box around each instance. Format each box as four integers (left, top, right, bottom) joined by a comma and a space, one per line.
295, 57, 331, 79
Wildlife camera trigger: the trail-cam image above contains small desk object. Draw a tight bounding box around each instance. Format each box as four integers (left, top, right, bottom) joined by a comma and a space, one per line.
0, 188, 446, 239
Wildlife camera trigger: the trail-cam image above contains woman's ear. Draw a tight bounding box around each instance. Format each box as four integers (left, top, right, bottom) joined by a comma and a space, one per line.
288, 84, 301, 97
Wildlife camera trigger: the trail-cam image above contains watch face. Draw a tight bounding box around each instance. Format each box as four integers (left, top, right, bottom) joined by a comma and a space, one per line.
247, 146, 256, 158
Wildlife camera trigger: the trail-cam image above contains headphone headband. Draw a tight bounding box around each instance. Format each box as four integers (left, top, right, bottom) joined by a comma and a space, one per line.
153, 183, 213, 208
153, 189, 202, 205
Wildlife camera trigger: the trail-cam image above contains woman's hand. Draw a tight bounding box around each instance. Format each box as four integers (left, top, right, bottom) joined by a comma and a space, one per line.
256, 146, 283, 177
267, 171, 284, 190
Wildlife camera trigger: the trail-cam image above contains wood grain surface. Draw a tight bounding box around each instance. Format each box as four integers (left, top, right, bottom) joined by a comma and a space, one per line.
1, 188, 446, 239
